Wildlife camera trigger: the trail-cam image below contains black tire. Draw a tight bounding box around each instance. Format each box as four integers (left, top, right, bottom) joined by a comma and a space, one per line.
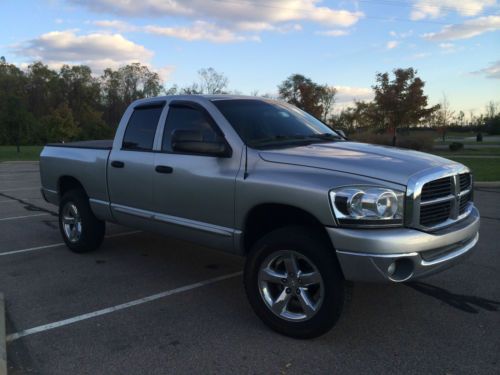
58, 189, 105, 253
244, 226, 345, 339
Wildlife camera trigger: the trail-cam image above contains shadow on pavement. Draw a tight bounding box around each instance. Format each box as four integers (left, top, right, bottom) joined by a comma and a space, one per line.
406, 282, 500, 314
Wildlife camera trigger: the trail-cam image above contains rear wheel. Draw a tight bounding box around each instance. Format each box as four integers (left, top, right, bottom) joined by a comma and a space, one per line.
59, 189, 105, 253
244, 226, 345, 339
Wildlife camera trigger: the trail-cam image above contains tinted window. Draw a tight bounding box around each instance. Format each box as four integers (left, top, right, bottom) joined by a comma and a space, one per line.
212, 99, 340, 149
122, 105, 163, 151
162, 105, 219, 152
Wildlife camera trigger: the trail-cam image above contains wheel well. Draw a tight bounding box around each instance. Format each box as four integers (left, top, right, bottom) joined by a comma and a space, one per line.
243, 204, 331, 254
58, 176, 86, 198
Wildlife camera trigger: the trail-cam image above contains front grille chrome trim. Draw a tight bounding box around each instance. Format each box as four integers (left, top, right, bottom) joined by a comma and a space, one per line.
405, 164, 472, 232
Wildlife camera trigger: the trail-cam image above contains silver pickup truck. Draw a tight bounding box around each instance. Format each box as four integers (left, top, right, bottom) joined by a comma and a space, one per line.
40, 95, 480, 338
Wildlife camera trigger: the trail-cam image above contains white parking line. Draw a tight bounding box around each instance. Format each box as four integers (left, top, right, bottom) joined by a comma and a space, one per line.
0, 213, 51, 222
6, 271, 242, 342
0, 230, 142, 257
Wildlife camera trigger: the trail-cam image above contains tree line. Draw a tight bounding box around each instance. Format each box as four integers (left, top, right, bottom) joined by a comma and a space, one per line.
1, 56, 498, 149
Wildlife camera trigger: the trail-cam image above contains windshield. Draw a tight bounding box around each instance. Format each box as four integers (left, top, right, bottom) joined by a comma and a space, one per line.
212, 99, 342, 149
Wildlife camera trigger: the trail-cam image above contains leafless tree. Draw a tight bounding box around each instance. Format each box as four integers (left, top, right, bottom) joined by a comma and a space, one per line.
437, 93, 455, 142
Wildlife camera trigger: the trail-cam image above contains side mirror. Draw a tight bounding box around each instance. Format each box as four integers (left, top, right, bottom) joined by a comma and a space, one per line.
171, 130, 231, 157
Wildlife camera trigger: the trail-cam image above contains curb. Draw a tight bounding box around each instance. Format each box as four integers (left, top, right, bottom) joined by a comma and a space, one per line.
0, 293, 6, 375
475, 181, 500, 188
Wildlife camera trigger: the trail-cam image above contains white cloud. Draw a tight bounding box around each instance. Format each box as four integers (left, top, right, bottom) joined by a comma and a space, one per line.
473, 60, 500, 79
386, 40, 399, 49
91, 20, 138, 32
389, 29, 413, 39
334, 86, 374, 103
410, 52, 431, 59
157, 65, 176, 82
144, 21, 260, 43
411, 0, 496, 20
315, 29, 349, 37
423, 16, 500, 41
70, 0, 363, 28
439, 42, 454, 49
13, 30, 154, 73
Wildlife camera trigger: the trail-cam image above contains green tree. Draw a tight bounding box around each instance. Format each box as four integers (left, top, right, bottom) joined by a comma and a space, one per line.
42, 103, 79, 143
0, 58, 29, 151
278, 74, 335, 120
101, 63, 163, 130
372, 68, 439, 144
25, 61, 60, 117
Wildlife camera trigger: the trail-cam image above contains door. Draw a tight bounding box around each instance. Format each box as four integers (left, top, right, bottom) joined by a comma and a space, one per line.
108, 103, 164, 227
152, 101, 240, 251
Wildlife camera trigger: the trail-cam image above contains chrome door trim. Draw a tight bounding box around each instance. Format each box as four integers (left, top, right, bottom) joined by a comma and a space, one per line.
111, 203, 236, 237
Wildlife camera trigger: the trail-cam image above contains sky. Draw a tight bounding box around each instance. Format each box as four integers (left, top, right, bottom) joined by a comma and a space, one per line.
0, 0, 499, 115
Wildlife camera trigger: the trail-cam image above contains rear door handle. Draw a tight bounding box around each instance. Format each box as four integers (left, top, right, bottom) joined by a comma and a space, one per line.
155, 165, 173, 174
111, 161, 125, 168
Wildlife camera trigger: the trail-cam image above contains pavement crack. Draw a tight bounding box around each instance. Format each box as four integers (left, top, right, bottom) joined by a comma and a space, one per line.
0, 192, 57, 217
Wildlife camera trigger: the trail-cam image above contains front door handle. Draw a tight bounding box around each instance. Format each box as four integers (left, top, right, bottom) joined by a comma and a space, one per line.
111, 160, 125, 168
155, 165, 173, 174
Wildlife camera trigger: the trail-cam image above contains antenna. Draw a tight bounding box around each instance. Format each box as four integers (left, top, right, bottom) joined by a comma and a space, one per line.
243, 144, 249, 179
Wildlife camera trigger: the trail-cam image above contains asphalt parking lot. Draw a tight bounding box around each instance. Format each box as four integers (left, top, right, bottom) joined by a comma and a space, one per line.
0, 161, 499, 375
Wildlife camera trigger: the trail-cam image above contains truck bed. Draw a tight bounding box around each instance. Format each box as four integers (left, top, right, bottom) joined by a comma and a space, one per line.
46, 140, 113, 150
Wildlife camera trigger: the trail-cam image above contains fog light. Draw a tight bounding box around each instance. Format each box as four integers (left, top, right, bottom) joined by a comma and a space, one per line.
387, 258, 414, 282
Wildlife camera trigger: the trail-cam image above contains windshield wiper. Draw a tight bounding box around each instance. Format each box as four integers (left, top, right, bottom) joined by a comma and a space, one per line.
305, 133, 343, 141
250, 133, 342, 149
250, 134, 307, 146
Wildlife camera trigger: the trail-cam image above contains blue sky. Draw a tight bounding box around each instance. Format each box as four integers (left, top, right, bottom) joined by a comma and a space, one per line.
0, 0, 499, 115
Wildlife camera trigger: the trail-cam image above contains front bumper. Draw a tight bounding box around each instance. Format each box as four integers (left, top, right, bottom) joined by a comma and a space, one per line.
327, 206, 480, 282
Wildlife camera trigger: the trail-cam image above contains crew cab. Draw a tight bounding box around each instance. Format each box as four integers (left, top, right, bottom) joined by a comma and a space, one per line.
40, 95, 480, 338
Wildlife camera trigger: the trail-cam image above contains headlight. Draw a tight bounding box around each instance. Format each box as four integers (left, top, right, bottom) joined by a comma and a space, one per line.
329, 186, 404, 227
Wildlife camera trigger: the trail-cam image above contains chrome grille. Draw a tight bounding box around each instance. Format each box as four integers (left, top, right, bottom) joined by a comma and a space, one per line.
421, 176, 452, 201
459, 173, 472, 191
459, 191, 472, 215
406, 167, 473, 231
420, 200, 452, 226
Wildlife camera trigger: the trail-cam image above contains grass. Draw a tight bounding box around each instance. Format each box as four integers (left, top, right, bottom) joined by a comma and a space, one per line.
441, 157, 500, 182
1, 144, 498, 181
433, 148, 500, 157
0, 145, 43, 162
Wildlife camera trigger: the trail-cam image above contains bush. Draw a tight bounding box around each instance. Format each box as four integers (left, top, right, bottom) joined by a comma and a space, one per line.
397, 133, 434, 151
349, 132, 393, 146
349, 131, 434, 151
449, 142, 464, 152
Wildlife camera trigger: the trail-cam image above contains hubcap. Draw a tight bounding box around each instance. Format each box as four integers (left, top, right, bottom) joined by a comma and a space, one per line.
258, 250, 324, 322
62, 202, 82, 243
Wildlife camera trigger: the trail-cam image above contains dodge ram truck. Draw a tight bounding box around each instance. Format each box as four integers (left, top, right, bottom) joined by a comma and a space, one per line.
40, 95, 480, 338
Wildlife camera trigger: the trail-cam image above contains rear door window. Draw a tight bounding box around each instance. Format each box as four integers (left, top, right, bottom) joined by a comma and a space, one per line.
122, 105, 163, 151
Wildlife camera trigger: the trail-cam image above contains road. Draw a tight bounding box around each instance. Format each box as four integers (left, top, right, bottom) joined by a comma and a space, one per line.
0, 162, 499, 374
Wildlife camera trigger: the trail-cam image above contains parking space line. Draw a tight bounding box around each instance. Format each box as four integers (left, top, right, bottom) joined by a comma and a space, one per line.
6, 271, 242, 342
0, 213, 51, 222
0, 230, 142, 257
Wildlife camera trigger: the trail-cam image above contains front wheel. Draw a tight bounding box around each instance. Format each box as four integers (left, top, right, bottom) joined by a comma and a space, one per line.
59, 189, 105, 253
244, 226, 345, 339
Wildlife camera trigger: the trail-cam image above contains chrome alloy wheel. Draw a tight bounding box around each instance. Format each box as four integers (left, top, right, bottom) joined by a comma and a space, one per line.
258, 250, 324, 322
62, 202, 82, 243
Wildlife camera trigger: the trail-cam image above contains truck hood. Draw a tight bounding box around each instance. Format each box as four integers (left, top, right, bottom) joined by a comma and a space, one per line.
259, 141, 457, 186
